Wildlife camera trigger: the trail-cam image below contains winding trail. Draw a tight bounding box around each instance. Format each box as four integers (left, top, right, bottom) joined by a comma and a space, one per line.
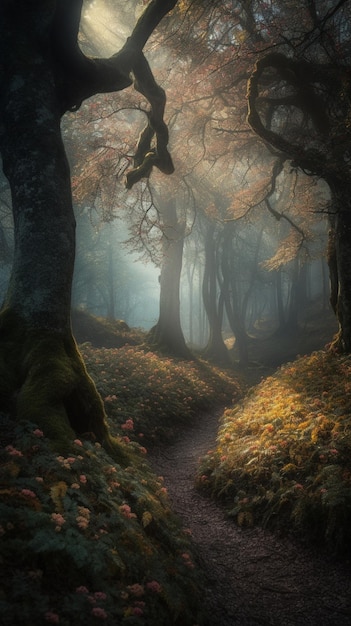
149, 408, 351, 626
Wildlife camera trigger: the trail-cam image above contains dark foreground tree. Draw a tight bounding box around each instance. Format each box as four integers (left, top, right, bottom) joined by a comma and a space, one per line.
0, 0, 176, 448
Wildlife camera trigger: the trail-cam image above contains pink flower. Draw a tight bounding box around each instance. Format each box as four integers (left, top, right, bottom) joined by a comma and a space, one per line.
51, 513, 65, 527
76, 586, 89, 594
121, 419, 134, 431
94, 592, 107, 601
76, 516, 89, 529
33, 429, 44, 437
127, 583, 144, 597
74, 439, 83, 447
44, 611, 60, 623
5, 445, 23, 457
91, 607, 108, 619
120, 504, 136, 519
146, 580, 162, 593
20, 489, 36, 498
131, 607, 143, 616
79, 475, 87, 484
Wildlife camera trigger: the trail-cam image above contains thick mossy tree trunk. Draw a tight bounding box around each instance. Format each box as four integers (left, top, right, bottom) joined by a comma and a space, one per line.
0, 7, 101, 447
0, 0, 177, 449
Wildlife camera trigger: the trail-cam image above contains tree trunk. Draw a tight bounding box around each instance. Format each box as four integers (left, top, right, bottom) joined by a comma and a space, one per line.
148, 200, 190, 358
329, 182, 351, 352
220, 229, 248, 367
202, 224, 230, 365
0, 10, 110, 448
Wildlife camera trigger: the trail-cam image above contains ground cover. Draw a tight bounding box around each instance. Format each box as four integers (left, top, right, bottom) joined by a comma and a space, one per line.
0, 333, 241, 626
197, 349, 351, 556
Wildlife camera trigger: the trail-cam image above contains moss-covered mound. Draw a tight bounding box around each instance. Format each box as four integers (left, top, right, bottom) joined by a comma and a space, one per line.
71, 309, 143, 348
197, 349, 351, 556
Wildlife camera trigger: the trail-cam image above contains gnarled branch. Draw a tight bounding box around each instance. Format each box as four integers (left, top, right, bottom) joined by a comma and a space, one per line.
52, 0, 177, 185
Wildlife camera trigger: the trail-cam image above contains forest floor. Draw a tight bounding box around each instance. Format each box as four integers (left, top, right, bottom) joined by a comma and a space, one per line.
149, 309, 351, 626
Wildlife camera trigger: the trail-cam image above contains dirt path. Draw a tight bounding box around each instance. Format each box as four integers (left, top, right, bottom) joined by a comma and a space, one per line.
149, 408, 351, 626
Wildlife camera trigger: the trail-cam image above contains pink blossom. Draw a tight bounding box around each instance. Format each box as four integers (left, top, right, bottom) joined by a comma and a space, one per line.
76, 586, 89, 594
74, 439, 83, 447
44, 611, 60, 623
76, 516, 89, 529
120, 504, 136, 519
121, 419, 134, 431
5, 445, 23, 457
51, 513, 65, 527
146, 580, 162, 593
20, 489, 36, 498
79, 474, 87, 484
131, 607, 144, 616
127, 583, 144, 597
91, 607, 108, 619
33, 429, 44, 437
94, 592, 107, 601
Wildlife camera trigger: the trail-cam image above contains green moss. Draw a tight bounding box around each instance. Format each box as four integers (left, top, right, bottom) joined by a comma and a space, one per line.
0, 308, 112, 454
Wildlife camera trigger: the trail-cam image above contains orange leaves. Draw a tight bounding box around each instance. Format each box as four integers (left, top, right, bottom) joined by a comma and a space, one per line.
261, 230, 304, 271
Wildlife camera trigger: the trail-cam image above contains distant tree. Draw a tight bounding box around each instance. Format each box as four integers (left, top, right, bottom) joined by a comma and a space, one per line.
0, 0, 177, 447
245, 0, 351, 350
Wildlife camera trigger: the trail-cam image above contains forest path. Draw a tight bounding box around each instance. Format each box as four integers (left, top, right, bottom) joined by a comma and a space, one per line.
149, 402, 351, 625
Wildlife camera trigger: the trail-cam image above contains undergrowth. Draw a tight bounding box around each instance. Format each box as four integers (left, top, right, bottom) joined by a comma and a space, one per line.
0, 341, 241, 625
197, 349, 351, 556
0, 421, 204, 625
81, 343, 241, 445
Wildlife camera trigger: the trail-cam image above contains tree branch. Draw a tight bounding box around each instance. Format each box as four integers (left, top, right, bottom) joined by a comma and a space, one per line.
247, 53, 330, 176
52, 0, 178, 186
